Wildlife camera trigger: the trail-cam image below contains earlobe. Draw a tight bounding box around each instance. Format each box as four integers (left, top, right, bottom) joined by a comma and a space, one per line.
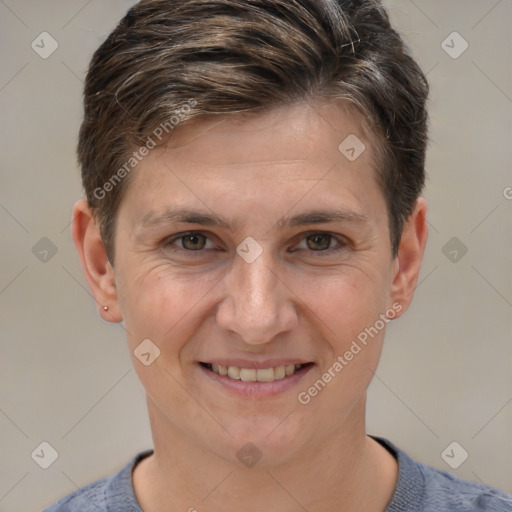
389, 197, 428, 317
71, 199, 123, 322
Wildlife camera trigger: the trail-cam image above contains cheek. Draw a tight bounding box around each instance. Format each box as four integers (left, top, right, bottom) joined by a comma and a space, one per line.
297, 281, 389, 420
296, 268, 391, 400
298, 267, 391, 340
118, 265, 207, 342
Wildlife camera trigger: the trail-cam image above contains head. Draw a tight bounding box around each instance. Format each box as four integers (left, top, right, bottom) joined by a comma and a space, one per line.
73, 0, 429, 467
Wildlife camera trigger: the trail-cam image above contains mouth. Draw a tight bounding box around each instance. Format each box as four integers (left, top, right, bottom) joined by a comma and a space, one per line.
198, 361, 314, 397
200, 361, 312, 381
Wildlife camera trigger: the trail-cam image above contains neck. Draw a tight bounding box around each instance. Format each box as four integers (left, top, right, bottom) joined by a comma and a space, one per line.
133, 397, 398, 512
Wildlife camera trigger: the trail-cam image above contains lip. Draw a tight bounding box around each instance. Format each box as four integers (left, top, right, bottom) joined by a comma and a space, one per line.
198, 361, 315, 398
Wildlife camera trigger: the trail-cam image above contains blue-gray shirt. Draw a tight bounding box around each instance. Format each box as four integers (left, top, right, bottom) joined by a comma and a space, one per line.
42, 437, 512, 511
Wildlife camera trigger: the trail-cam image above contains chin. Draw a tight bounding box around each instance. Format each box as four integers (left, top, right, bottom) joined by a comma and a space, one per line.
209, 413, 310, 468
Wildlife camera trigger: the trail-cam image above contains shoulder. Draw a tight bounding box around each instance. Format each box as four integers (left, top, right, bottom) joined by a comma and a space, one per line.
41, 450, 153, 512
418, 462, 512, 511
372, 437, 512, 512
41, 476, 110, 512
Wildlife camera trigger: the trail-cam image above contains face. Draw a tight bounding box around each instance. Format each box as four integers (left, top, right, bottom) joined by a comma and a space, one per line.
91, 101, 420, 466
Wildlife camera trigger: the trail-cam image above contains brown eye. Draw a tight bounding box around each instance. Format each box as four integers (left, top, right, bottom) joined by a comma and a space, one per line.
292, 232, 346, 256
305, 234, 334, 251
165, 232, 214, 252
180, 234, 207, 250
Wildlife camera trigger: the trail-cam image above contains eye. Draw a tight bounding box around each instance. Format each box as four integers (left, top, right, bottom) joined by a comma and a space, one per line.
165, 232, 216, 251
294, 232, 346, 254
163, 231, 346, 256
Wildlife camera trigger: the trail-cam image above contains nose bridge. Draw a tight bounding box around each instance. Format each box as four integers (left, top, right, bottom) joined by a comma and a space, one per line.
241, 253, 278, 314
216, 247, 296, 344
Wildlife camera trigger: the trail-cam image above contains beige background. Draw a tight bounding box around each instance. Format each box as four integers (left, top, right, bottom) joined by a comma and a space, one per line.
0, 1, 511, 511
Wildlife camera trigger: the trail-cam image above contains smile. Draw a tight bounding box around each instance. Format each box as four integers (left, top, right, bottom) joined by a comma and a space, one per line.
198, 361, 314, 397
200, 362, 307, 382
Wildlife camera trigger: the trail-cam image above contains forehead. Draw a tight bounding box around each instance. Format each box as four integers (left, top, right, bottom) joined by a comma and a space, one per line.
163, 100, 378, 167
118, 100, 386, 230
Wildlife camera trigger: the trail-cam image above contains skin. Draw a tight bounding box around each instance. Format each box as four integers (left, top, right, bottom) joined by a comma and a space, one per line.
72, 101, 428, 512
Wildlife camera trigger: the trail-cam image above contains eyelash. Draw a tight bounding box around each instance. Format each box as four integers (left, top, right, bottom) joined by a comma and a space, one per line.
163, 231, 347, 256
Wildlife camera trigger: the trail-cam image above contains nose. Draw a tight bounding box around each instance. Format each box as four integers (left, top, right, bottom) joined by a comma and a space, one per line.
215, 249, 298, 345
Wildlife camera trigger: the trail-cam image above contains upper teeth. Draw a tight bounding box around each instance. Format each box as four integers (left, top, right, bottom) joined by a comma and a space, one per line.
208, 363, 304, 382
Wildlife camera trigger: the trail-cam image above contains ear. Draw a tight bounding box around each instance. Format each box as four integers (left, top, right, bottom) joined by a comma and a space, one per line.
389, 197, 428, 317
71, 199, 123, 322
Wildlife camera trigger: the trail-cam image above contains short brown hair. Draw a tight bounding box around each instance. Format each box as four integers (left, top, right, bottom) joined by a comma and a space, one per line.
78, 0, 429, 263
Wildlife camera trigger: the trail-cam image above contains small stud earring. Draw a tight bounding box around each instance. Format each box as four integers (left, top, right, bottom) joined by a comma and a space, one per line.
103, 306, 109, 311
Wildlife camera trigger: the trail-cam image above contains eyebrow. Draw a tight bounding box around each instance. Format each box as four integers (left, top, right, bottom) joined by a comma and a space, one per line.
138, 208, 370, 232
